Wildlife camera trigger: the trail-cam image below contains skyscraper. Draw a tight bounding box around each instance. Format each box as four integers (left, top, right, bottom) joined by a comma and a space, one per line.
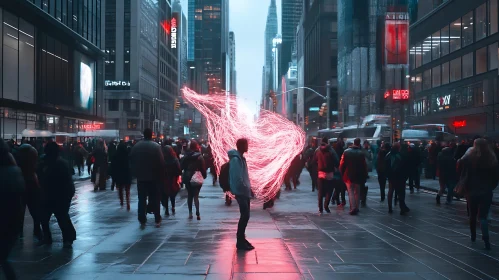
188, 0, 195, 61
229, 32, 237, 95
262, 0, 278, 104
194, 0, 228, 95
281, 0, 303, 74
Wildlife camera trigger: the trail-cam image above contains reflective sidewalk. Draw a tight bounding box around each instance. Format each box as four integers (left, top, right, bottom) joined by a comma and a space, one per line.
4, 172, 499, 280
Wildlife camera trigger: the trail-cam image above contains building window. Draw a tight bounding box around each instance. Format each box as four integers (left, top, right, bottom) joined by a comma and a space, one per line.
462, 11, 474, 47
127, 119, 139, 130
415, 43, 422, 68
489, 42, 499, 70
432, 30, 440, 60
423, 35, 432, 64
490, 0, 498, 35
108, 99, 119, 111
440, 25, 450, 56
462, 52, 473, 78
432, 65, 441, 87
415, 73, 422, 93
442, 61, 450, 85
476, 3, 487, 41
450, 57, 462, 82
476, 47, 488, 74
423, 69, 431, 90
450, 19, 461, 52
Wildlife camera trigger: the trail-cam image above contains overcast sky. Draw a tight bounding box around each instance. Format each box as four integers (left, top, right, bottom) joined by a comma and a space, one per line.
180, 0, 282, 116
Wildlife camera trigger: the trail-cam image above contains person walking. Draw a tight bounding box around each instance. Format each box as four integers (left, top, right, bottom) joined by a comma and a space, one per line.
340, 138, 368, 215
38, 142, 76, 248
130, 129, 165, 228
108, 141, 117, 190
162, 145, 182, 216
0, 139, 25, 280
459, 138, 498, 250
16, 144, 43, 241
228, 138, 254, 250
385, 142, 410, 215
377, 142, 391, 202
92, 140, 108, 191
304, 141, 318, 192
332, 138, 347, 206
73, 143, 88, 177
407, 143, 422, 194
437, 142, 458, 205
181, 140, 207, 220
110, 142, 132, 210
315, 137, 340, 214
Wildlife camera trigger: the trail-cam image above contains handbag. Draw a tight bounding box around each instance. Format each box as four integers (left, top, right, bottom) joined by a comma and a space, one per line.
190, 171, 204, 186
453, 168, 468, 199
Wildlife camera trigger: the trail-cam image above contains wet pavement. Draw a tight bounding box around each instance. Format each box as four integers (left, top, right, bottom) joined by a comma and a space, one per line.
5, 171, 499, 280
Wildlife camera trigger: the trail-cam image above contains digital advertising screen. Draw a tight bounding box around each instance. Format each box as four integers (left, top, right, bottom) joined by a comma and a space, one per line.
74, 51, 95, 112
384, 12, 409, 65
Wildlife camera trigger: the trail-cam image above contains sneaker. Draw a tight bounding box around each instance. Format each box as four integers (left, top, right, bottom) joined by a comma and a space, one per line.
318, 210, 323, 214
189, 214, 193, 219
245, 239, 255, 250
236, 242, 254, 251
349, 209, 359, 215
325, 207, 331, 213
155, 222, 161, 228
171, 207, 175, 214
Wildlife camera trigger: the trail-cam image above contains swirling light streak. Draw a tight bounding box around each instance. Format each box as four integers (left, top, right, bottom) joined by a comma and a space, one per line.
182, 87, 306, 202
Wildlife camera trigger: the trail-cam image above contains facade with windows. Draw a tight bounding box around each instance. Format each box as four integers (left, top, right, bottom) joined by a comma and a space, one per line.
0, 0, 104, 141
409, 0, 499, 136
302, 0, 338, 130
104, 0, 178, 139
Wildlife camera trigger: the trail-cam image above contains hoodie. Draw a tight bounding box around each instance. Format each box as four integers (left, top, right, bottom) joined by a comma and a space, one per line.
228, 149, 251, 198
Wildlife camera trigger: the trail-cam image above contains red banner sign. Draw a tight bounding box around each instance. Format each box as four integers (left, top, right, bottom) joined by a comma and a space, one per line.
385, 12, 409, 65
452, 120, 466, 128
82, 124, 101, 130
392, 89, 409, 101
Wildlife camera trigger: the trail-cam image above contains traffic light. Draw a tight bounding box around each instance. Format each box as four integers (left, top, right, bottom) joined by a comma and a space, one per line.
305, 116, 309, 125
174, 99, 181, 110
394, 129, 400, 141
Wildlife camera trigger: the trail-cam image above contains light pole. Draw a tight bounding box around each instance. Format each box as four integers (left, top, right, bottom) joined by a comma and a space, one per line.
153, 98, 169, 137
326, 80, 331, 130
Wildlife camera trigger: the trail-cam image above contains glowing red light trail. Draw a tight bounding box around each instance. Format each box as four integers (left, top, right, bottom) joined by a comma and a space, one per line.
182, 87, 306, 202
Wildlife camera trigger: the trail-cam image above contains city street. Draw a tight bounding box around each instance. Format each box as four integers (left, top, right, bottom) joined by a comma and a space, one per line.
5, 172, 499, 280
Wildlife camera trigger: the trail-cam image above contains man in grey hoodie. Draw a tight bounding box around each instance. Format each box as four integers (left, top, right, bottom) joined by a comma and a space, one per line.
228, 138, 254, 250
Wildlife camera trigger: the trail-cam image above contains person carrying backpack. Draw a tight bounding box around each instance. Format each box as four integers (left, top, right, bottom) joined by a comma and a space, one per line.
228, 138, 254, 251
385, 142, 410, 215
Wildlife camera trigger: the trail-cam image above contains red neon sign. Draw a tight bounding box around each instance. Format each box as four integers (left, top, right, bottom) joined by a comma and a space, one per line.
392, 89, 409, 101
384, 91, 391, 99
82, 124, 101, 130
452, 120, 466, 128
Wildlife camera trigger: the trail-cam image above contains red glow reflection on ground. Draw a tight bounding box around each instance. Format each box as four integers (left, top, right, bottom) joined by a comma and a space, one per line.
182, 87, 305, 201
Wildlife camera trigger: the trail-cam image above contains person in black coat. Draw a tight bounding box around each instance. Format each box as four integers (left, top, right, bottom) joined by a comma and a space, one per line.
162, 145, 182, 216
111, 142, 132, 210
181, 140, 207, 220
407, 143, 422, 194
0, 139, 25, 280
437, 142, 458, 204
38, 142, 76, 248
304, 141, 318, 192
376, 142, 391, 202
385, 142, 410, 215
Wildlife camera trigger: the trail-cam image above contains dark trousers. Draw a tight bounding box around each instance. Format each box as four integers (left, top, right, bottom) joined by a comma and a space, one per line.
378, 171, 387, 200
317, 178, 334, 211
469, 193, 492, 240
137, 181, 161, 223
388, 180, 407, 211
161, 191, 178, 210
333, 181, 346, 204
308, 169, 318, 191
76, 164, 84, 176
408, 168, 420, 191
186, 183, 202, 215
41, 200, 76, 243
117, 184, 131, 206
19, 189, 42, 237
236, 196, 250, 239
1, 195, 23, 280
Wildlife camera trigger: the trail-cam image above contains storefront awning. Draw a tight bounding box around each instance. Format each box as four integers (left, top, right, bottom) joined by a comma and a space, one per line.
21, 129, 53, 138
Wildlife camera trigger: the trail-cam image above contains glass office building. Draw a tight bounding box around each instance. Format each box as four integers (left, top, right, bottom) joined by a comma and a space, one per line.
409, 0, 499, 136
0, 0, 104, 141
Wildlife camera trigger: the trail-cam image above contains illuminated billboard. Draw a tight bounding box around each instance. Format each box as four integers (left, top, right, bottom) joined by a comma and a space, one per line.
80, 62, 94, 110
385, 12, 409, 65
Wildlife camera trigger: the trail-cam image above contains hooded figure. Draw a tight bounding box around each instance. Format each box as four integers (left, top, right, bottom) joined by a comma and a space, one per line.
228, 150, 252, 198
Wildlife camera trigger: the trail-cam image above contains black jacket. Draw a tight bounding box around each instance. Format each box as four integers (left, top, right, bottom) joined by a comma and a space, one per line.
39, 157, 75, 203
385, 150, 409, 182
459, 154, 499, 196
111, 150, 132, 185
181, 151, 207, 183
437, 147, 457, 183
340, 146, 368, 184
316, 143, 339, 174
